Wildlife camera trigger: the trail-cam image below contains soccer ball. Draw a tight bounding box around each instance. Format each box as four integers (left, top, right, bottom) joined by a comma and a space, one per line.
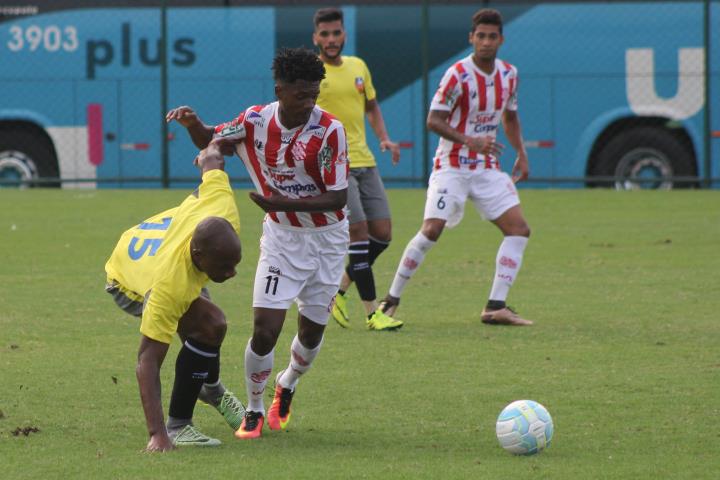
495, 400, 554, 455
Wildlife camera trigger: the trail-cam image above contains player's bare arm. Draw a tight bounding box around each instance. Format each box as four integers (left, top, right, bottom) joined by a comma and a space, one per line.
427, 109, 504, 157
136, 335, 174, 452
502, 109, 529, 183
365, 98, 400, 165
166, 106, 214, 150
193, 143, 227, 173
249, 185, 347, 213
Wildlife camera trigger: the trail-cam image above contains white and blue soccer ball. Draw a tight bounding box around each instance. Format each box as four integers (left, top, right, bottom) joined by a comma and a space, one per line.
495, 400, 554, 455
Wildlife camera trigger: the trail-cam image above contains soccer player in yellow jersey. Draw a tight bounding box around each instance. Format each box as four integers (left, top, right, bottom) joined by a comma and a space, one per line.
313, 7, 403, 331
104, 144, 244, 452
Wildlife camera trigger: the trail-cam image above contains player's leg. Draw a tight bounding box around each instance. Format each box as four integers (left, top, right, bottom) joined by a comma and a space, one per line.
237, 221, 303, 439
381, 171, 466, 317
332, 170, 363, 327
268, 313, 325, 431
270, 224, 345, 430
473, 171, 532, 326
167, 296, 227, 446
182, 289, 246, 431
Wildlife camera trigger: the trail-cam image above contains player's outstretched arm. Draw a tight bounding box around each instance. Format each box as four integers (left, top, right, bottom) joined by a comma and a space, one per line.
249, 184, 346, 213
193, 143, 228, 174
136, 336, 174, 452
365, 99, 400, 165
166, 106, 214, 150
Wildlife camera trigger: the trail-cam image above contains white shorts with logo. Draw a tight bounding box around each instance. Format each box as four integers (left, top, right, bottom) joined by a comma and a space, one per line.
253, 219, 349, 325
423, 168, 520, 228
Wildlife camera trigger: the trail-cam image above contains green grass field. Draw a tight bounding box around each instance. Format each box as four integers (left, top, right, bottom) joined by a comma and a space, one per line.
1, 188, 718, 479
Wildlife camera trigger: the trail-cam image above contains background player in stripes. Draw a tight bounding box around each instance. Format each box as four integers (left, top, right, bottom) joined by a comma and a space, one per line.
104, 143, 244, 451
313, 7, 403, 331
166, 47, 349, 439
381, 8, 533, 326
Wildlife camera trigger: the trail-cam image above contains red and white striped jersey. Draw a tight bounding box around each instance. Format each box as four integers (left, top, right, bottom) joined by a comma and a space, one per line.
430, 56, 519, 171
216, 102, 349, 229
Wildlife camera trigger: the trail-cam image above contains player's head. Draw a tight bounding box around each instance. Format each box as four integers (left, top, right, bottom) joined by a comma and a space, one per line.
313, 7, 345, 61
272, 47, 325, 125
469, 8, 504, 62
190, 217, 241, 283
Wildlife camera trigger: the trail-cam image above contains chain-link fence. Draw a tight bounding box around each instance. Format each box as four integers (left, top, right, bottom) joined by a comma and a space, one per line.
0, 0, 717, 189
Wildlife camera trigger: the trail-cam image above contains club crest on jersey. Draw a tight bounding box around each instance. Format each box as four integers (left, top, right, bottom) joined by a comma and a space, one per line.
254, 139, 264, 150
291, 140, 307, 161
318, 145, 334, 172
354, 76, 365, 94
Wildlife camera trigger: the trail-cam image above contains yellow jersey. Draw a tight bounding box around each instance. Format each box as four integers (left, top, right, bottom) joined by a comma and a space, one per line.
104, 169, 240, 344
317, 55, 377, 168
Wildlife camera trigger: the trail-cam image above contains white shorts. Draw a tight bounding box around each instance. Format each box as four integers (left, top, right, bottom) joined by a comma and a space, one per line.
253, 219, 349, 325
423, 168, 520, 228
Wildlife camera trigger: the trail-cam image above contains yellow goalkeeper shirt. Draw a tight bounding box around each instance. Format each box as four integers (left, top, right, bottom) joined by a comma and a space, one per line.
104, 169, 240, 343
317, 55, 377, 168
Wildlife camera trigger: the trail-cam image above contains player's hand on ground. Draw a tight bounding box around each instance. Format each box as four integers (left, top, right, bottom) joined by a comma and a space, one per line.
165, 106, 201, 128
465, 136, 504, 157
380, 139, 401, 165
511, 152, 529, 183
144, 433, 175, 453
249, 184, 286, 212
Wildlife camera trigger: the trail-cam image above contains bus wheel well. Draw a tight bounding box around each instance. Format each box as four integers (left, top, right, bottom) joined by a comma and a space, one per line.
0, 121, 59, 187
586, 116, 697, 189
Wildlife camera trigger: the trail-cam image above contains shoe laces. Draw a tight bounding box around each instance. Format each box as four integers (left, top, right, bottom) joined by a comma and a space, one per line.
277, 387, 294, 417
175, 424, 209, 442
243, 411, 263, 431
219, 391, 246, 418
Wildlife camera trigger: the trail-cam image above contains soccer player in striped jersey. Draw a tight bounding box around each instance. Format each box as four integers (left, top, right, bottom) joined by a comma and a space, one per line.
166, 47, 349, 439
381, 8, 534, 326
105, 143, 244, 451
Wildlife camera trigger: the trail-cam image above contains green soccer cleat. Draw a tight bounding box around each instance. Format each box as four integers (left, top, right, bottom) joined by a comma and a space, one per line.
366, 309, 403, 331
331, 292, 350, 328
215, 390, 246, 431
170, 424, 222, 447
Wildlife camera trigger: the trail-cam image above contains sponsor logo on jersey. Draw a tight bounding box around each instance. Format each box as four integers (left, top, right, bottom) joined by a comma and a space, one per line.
268, 169, 295, 183
502, 68, 511, 77
318, 145, 334, 172
273, 181, 318, 195
268, 266, 281, 275
281, 133, 293, 144
218, 121, 245, 138
354, 76, 365, 94
307, 124, 327, 138
248, 110, 265, 127
459, 156, 483, 165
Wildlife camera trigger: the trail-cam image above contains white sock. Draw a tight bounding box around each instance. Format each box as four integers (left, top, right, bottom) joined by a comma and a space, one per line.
489, 236, 529, 303
244, 338, 274, 414
389, 232, 436, 298
278, 335, 323, 390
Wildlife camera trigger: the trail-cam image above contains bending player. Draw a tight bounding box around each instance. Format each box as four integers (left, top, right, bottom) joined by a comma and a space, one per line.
104, 143, 245, 451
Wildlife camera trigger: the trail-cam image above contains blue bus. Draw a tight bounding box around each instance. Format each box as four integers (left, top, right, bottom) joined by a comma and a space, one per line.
0, 1, 717, 188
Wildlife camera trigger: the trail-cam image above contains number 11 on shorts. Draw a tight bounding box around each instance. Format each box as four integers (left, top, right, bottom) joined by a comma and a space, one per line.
264, 275, 279, 295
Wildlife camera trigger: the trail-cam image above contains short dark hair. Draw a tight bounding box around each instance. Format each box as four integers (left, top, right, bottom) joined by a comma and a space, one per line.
471, 8, 503, 34
272, 47, 326, 83
314, 7, 343, 27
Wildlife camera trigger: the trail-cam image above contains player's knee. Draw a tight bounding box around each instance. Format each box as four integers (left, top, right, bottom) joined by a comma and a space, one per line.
251, 326, 280, 355
195, 308, 227, 347
420, 224, 443, 242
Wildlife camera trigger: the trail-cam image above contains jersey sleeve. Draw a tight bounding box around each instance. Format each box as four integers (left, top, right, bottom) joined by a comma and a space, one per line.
359, 58, 377, 102
430, 67, 462, 112
214, 109, 248, 137
320, 122, 349, 191
507, 67, 519, 112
